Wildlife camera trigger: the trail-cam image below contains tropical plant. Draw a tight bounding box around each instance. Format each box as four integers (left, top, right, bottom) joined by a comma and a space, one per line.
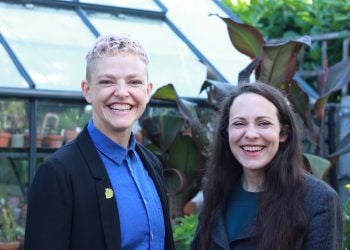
221, 0, 350, 70
201, 15, 350, 178
140, 88, 215, 218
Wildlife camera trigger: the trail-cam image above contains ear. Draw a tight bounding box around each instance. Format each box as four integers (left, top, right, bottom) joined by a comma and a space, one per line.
279, 125, 289, 142
146, 82, 153, 102
81, 80, 92, 103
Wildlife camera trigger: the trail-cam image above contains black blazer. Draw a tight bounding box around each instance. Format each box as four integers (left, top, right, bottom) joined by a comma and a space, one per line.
24, 127, 175, 250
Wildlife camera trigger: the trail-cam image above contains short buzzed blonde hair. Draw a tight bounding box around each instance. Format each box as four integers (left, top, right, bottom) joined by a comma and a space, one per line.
85, 34, 149, 81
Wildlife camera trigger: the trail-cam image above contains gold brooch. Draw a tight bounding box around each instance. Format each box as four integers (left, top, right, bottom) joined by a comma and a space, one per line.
105, 188, 114, 199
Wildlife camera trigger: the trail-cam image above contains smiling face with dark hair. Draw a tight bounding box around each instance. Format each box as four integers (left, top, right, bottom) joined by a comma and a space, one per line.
228, 92, 287, 179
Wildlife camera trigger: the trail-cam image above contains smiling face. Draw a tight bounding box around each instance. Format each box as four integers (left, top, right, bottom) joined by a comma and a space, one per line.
82, 54, 152, 145
228, 92, 287, 177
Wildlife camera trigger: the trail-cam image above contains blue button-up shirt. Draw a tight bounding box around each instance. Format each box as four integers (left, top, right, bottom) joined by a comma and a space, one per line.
88, 121, 165, 249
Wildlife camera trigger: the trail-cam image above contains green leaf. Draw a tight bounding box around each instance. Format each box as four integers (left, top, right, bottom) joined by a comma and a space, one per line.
152, 83, 177, 101
214, 14, 265, 58
303, 153, 331, 179
258, 36, 310, 88
142, 115, 184, 154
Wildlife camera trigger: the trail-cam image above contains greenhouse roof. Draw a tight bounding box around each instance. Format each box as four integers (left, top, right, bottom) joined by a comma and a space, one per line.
0, 0, 249, 98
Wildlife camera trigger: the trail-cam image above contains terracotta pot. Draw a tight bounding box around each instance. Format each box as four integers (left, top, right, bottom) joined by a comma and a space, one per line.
64, 130, 79, 144
24, 134, 44, 148
0, 132, 11, 147
44, 134, 64, 148
0, 241, 20, 250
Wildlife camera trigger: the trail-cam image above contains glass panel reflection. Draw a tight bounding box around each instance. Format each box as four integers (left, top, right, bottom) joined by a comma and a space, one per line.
88, 12, 207, 97
0, 44, 28, 88
80, 0, 161, 11
37, 101, 91, 149
0, 3, 96, 91
0, 99, 30, 242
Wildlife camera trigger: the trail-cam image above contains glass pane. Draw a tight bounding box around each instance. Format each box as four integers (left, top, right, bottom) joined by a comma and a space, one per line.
0, 44, 28, 88
80, 0, 161, 11
88, 12, 207, 97
0, 3, 96, 91
37, 101, 92, 149
160, 0, 251, 85
0, 99, 30, 242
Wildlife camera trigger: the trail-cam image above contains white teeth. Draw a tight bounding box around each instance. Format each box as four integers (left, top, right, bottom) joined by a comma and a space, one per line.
110, 104, 131, 111
242, 146, 264, 152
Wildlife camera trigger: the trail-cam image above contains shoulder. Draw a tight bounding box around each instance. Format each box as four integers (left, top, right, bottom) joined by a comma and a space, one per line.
301, 172, 340, 211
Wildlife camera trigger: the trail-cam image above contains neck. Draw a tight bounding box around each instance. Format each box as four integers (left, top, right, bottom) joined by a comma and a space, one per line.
241, 172, 264, 192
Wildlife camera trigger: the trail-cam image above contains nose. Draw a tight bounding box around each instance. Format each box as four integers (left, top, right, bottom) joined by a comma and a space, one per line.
244, 124, 259, 139
113, 82, 129, 97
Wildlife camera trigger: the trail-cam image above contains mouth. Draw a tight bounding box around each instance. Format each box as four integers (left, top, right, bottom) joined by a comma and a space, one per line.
241, 145, 265, 152
109, 103, 132, 111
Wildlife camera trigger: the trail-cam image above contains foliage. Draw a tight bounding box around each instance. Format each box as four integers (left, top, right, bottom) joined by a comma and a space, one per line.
344, 184, 350, 249
59, 107, 91, 130
0, 198, 24, 242
140, 86, 215, 217
172, 213, 198, 249
204, 15, 350, 178
222, 0, 350, 74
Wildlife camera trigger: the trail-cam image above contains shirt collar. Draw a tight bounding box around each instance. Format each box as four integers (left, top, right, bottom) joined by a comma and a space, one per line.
87, 119, 137, 165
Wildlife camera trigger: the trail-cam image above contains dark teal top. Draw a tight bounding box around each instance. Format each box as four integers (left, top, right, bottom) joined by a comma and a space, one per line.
224, 181, 260, 242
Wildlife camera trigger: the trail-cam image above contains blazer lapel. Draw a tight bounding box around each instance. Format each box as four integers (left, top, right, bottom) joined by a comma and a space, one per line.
76, 128, 121, 250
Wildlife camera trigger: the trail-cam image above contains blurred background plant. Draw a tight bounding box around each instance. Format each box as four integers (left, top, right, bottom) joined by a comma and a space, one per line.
0, 196, 24, 244
172, 213, 198, 250
344, 184, 350, 249
222, 0, 350, 73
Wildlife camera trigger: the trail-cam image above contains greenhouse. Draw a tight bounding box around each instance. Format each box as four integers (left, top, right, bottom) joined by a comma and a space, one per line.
0, 0, 350, 248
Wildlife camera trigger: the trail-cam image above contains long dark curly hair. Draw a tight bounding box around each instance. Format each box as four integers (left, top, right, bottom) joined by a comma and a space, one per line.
196, 82, 307, 250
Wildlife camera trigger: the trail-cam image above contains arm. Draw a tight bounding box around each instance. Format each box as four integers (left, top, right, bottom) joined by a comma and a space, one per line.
305, 187, 343, 250
24, 159, 72, 250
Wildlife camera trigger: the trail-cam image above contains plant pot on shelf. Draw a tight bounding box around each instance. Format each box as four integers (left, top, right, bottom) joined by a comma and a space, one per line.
0, 241, 20, 250
24, 134, 44, 148
0, 132, 11, 147
64, 129, 79, 144
10, 133, 24, 148
44, 134, 64, 148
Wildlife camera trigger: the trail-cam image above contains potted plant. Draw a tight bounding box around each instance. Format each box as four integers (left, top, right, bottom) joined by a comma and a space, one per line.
0, 120, 11, 148
0, 198, 24, 250
0, 102, 11, 148
59, 108, 89, 144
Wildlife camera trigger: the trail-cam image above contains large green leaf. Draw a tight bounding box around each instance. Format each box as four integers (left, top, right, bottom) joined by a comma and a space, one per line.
303, 153, 331, 179
215, 15, 265, 58
152, 83, 177, 101
141, 115, 184, 153
152, 84, 211, 156
168, 134, 201, 187
258, 36, 310, 88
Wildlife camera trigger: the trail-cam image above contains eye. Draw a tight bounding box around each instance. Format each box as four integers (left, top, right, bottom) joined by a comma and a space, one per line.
129, 80, 143, 86
99, 80, 114, 85
258, 121, 272, 127
231, 121, 245, 128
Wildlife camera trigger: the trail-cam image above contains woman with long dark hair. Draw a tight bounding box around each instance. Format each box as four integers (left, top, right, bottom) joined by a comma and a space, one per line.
192, 82, 343, 249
